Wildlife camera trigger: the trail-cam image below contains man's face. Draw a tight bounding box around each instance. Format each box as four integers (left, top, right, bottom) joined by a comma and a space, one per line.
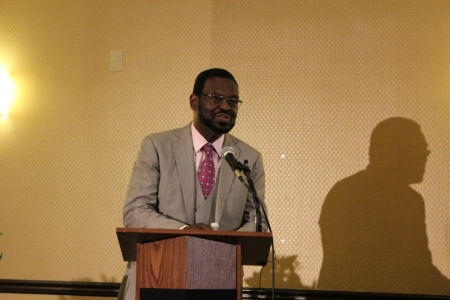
400, 131, 430, 184
192, 77, 239, 135
382, 130, 430, 184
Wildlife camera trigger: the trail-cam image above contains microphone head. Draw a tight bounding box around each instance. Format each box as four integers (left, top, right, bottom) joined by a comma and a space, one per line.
221, 146, 235, 158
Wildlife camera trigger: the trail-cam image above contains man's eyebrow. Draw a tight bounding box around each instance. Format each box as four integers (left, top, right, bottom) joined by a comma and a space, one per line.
211, 92, 239, 99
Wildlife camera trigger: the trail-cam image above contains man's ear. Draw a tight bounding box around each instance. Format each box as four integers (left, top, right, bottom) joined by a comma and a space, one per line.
190, 93, 199, 111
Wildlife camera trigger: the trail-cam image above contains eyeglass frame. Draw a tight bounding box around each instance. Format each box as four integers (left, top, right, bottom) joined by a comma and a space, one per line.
200, 93, 243, 108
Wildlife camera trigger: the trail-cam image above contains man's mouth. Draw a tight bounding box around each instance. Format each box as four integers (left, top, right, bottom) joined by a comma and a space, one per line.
214, 113, 231, 122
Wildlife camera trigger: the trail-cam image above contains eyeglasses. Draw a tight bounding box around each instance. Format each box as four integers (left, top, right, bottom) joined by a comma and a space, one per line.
201, 94, 243, 108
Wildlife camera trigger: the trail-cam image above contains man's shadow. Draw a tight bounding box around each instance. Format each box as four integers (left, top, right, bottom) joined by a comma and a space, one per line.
317, 117, 450, 295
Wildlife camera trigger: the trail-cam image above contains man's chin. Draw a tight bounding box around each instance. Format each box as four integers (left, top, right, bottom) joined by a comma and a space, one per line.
408, 173, 425, 184
212, 122, 234, 134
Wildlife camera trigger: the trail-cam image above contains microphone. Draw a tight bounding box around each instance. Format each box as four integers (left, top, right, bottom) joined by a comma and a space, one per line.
222, 147, 267, 233
221, 147, 243, 180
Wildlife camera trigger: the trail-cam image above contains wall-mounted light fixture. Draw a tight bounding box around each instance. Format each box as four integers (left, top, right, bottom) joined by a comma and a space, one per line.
0, 65, 15, 118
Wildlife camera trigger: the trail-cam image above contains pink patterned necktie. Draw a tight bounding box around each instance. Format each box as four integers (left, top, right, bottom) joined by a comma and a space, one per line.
197, 143, 216, 198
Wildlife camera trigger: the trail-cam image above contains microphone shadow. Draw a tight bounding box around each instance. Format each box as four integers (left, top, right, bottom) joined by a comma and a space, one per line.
244, 254, 310, 289
317, 117, 450, 295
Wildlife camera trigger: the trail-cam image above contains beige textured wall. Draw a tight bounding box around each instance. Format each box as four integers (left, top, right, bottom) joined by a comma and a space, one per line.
0, 0, 449, 298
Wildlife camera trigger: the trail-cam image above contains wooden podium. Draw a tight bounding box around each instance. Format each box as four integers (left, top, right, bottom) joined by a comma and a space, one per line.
116, 227, 272, 300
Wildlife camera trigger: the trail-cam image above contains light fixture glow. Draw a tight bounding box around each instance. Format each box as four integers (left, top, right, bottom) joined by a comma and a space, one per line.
0, 65, 15, 118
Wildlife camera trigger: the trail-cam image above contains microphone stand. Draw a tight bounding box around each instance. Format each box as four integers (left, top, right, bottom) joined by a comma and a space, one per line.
233, 159, 275, 300
234, 160, 263, 232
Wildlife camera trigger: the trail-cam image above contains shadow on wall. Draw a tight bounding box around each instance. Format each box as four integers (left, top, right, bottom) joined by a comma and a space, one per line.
245, 255, 311, 289
57, 275, 117, 300
317, 117, 450, 295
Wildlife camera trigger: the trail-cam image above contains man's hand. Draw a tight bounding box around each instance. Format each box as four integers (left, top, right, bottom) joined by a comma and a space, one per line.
183, 223, 213, 230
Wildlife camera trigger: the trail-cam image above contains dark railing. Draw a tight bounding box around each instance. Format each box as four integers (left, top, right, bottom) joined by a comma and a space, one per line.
0, 279, 449, 299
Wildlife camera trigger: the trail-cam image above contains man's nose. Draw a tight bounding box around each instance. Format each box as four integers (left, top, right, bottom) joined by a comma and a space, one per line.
218, 100, 232, 110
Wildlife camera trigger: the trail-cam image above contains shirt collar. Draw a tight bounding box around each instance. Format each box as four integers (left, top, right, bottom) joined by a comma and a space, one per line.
191, 123, 225, 156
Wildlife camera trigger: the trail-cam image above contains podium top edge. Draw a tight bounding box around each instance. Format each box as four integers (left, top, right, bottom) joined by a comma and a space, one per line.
116, 227, 273, 238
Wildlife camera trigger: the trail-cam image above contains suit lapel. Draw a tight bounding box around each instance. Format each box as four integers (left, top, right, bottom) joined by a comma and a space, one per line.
214, 134, 240, 224
173, 124, 196, 224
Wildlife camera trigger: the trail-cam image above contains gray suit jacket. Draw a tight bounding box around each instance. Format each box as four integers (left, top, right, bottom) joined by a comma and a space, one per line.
118, 123, 267, 300
123, 122, 267, 231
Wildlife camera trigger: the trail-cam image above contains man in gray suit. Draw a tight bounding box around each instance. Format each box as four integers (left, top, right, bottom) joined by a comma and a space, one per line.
118, 68, 268, 300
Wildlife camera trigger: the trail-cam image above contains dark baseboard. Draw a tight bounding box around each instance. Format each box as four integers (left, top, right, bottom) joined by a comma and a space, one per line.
0, 279, 449, 299
0, 279, 119, 297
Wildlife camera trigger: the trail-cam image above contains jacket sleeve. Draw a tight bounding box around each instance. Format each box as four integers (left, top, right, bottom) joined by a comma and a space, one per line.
123, 136, 187, 229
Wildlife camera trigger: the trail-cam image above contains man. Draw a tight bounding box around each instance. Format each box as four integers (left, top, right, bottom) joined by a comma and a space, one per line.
118, 68, 268, 300
318, 117, 450, 294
